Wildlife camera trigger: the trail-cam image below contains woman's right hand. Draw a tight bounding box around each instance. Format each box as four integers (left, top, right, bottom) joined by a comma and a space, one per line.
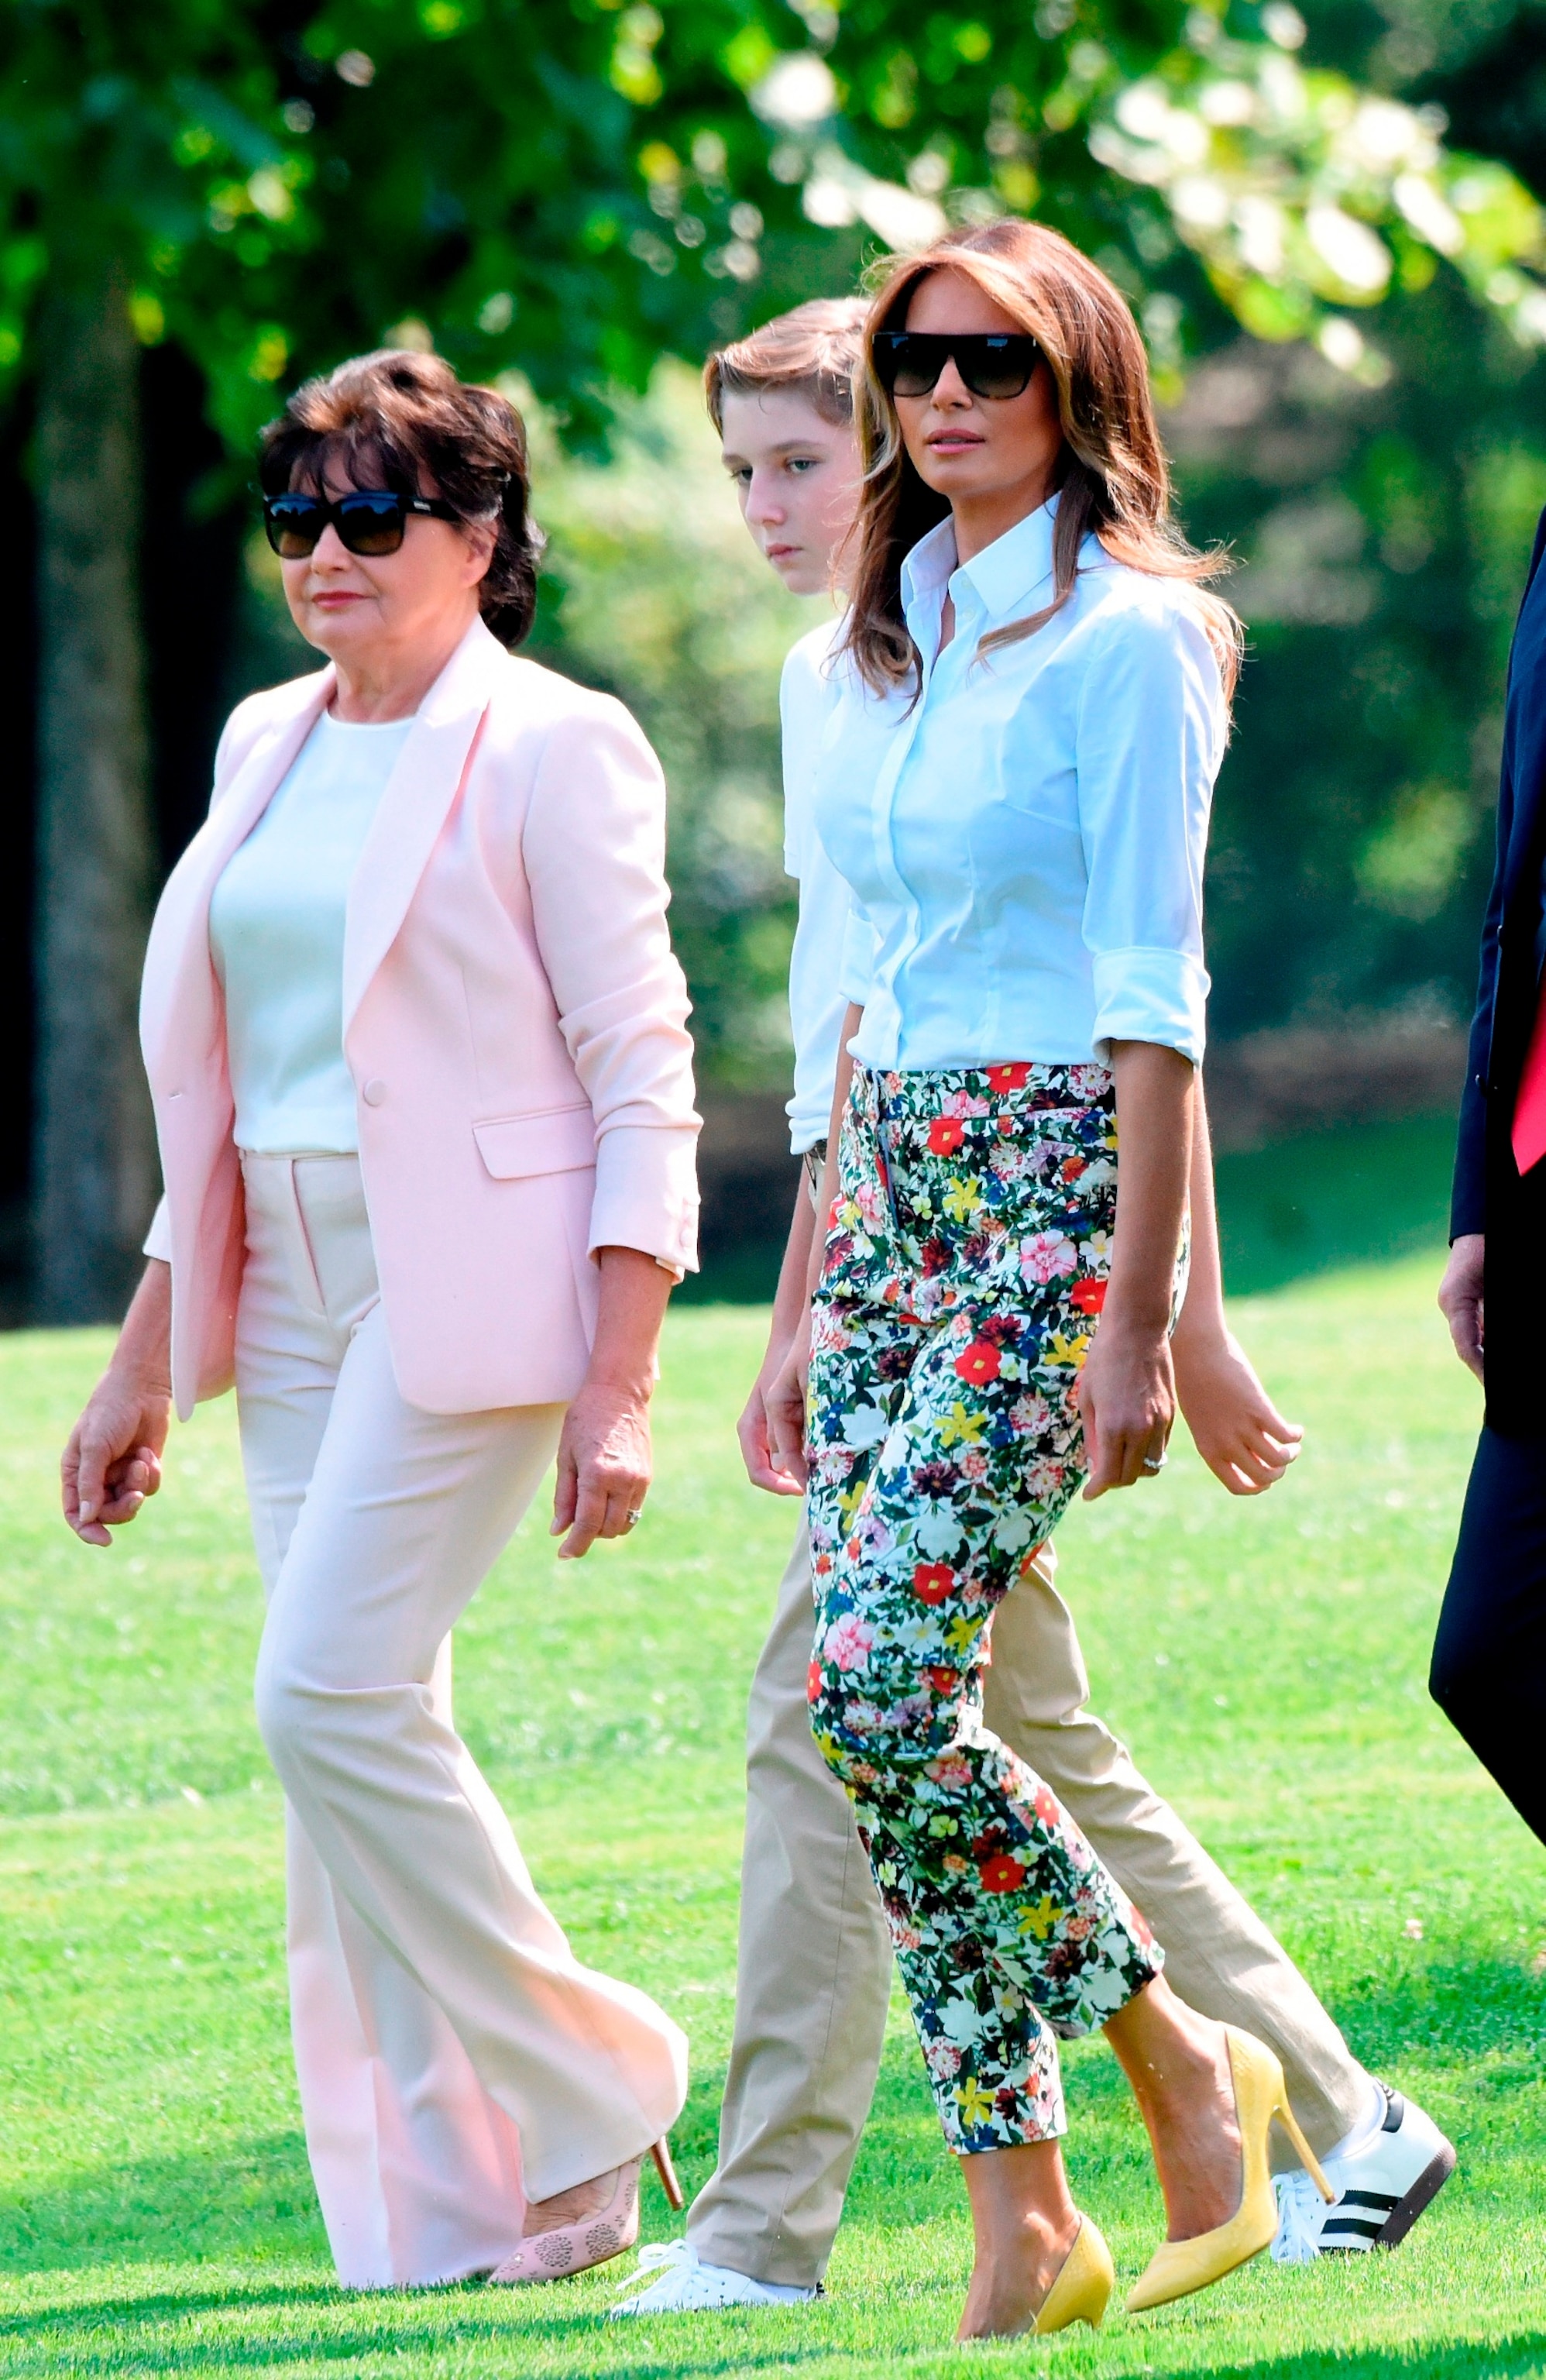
63, 1377, 171, 1546
1077, 1313, 1176, 1498
60, 1261, 173, 1546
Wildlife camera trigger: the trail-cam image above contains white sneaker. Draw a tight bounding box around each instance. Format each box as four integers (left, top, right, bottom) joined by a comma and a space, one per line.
1272, 2082, 1456, 2261
608, 2240, 817, 2316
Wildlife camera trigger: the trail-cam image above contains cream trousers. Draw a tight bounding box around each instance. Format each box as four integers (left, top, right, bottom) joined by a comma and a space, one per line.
688, 1520, 1369, 2289
235, 1152, 687, 2289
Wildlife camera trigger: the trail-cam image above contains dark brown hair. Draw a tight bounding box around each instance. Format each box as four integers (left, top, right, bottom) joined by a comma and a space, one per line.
703, 297, 869, 433
843, 220, 1241, 702
259, 349, 543, 647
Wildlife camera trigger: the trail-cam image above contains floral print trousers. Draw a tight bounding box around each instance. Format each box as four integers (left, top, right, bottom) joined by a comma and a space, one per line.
806, 1063, 1163, 2153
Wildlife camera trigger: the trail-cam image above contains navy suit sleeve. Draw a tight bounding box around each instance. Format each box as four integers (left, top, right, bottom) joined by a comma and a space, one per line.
1452, 790, 1509, 1239
1452, 504, 1546, 1239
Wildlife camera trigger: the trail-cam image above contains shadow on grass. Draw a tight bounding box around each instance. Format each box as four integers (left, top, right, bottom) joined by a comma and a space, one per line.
2, 2281, 1544, 2380
0, 2133, 326, 2275
1201, 2346, 1546, 2380
0, 2278, 856, 2378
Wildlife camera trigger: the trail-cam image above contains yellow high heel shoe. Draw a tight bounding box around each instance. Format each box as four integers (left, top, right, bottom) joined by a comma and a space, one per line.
1035, 2214, 1115, 2335
1125, 2028, 1334, 2314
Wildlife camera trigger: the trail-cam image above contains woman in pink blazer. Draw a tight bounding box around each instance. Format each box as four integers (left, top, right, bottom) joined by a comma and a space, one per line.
60, 350, 698, 2289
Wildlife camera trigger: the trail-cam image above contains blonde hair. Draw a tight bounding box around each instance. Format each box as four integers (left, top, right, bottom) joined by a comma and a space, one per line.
703, 297, 868, 432
843, 220, 1241, 703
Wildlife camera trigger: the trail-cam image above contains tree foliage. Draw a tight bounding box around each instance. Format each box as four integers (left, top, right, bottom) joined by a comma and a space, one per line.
5, 0, 1545, 448
5, 0, 1546, 1305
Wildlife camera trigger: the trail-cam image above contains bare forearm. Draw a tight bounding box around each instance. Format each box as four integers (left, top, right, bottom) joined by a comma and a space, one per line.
807, 1006, 861, 1299
1077, 1042, 1192, 1498
551, 1247, 671, 1558
1106, 1042, 1195, 1332
1171, 1075, 1225, 1354
769, 1178, 817, 1356
764, 1006, 861, 1491
114, 1261, 174, 1392
586, 1246, 673, 1396
1166, 1082, 1305, 1491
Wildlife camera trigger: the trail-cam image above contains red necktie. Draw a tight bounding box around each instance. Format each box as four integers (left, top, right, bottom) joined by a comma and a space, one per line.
1513, 982, 1546, 1175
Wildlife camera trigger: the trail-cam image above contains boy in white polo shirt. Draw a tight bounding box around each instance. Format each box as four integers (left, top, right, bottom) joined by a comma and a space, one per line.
611, 298, 1452, 2316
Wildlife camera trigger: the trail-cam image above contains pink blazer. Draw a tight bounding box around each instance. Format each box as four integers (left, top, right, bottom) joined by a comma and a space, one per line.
140, 617, 699, 1419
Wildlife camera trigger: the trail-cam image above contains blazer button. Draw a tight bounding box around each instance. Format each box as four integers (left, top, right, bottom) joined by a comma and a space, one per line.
362, 1078, 387, 1107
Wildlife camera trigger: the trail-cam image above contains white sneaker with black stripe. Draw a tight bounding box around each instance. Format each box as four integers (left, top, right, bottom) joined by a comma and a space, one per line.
1272, 2082, 1455, 2261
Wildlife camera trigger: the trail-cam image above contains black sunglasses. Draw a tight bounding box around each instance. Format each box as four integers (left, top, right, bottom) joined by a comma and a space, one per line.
263, 489, 462, 559
872, 332, 1041, 402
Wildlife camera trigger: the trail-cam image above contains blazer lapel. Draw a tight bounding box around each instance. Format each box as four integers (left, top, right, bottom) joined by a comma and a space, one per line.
342, 617, 507, 1033
140, 671, 335, 1083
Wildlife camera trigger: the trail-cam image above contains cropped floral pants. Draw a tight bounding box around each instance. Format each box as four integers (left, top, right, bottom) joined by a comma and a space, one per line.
806, 1064, 1163, 2152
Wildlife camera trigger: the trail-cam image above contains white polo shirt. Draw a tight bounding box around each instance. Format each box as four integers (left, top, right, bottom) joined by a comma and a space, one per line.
781, 614, 855, 1155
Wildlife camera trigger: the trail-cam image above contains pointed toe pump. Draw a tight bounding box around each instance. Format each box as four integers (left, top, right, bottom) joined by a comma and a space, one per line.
1125, 2029, 1334, 2315
490, 2140, 684, 2287
1034, 2214, 1115, 2335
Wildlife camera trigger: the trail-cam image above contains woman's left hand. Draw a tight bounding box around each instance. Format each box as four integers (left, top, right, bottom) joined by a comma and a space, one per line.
1173, 1325, 1302, 1494
551, 1380, 653, 1559
1077, 1316, 1176, 1498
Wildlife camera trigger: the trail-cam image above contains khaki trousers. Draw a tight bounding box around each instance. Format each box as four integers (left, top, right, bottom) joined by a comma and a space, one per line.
237, 1153, 688, 2288
688, 1521, 1368, 2289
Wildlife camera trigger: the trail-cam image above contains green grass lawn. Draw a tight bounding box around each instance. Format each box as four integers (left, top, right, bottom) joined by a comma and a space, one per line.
2, 1253, 1545, 2378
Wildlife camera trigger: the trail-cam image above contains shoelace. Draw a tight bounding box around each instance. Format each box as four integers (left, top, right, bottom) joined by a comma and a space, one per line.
613, 2240, 695, 2293
1273, 2167, 1329, 2262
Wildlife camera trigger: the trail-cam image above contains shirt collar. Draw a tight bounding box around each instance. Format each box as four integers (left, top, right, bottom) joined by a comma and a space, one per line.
899, 514, 960, 617
959, 492, 1060, 620
900, 494, 1061, 649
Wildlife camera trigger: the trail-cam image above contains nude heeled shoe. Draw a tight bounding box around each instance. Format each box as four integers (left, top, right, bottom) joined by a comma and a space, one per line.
1125, 2029, 1334, 2313
490, 2141, 684, 2286
1032, 2214, 1115, 2335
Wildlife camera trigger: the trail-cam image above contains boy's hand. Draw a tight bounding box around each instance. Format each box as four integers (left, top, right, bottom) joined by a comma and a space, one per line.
738, 1343, 806, 1496
764, 1313, 813, 1492
1173, 1327, 1302, 1495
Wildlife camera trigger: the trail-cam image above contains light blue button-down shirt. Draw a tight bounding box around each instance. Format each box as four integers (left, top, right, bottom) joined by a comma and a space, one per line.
812, 496, 1225, 1074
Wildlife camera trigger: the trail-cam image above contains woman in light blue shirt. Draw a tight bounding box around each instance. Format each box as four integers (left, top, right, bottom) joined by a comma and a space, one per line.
768, 220, 1331, 2340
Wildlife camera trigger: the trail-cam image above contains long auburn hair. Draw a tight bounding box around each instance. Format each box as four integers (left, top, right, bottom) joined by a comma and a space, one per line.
841, 219, 1242, 703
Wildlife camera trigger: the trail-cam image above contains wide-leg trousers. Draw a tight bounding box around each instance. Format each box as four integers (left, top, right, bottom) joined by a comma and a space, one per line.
235, 1151, 688, 2287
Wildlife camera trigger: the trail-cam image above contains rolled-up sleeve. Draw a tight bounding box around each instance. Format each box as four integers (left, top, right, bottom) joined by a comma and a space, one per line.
1076, 597, 1220, 1067
523, 696, 700, 1275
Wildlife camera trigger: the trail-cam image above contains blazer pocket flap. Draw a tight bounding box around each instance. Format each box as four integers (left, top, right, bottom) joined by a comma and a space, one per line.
474, 1104, 596, 1181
